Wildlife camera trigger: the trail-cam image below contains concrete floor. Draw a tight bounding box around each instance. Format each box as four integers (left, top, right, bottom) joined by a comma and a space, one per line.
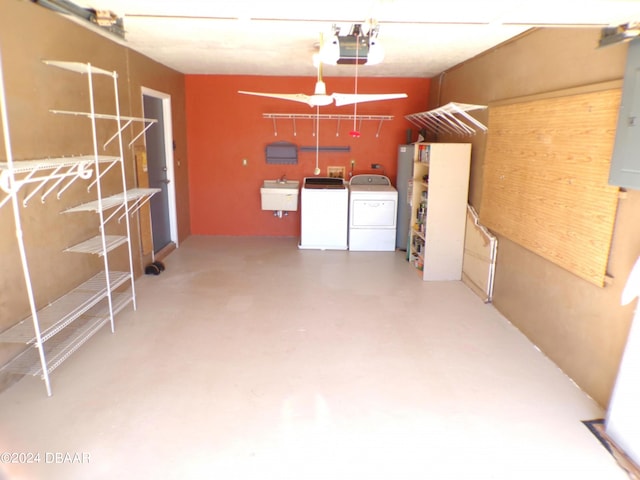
0, 236, 628, 480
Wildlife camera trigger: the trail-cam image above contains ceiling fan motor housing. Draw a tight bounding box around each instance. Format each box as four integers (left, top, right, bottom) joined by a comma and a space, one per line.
314, 80, 327, 95
336, 35, 370, 65
320, 23, 383, 66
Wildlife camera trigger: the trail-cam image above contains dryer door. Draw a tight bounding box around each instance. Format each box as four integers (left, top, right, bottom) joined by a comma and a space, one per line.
350, 199, 397, 228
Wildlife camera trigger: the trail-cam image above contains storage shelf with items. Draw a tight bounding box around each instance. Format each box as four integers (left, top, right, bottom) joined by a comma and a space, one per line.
0, 51, 157, 396
406, 143, 471, 281
408, 144, 430, 270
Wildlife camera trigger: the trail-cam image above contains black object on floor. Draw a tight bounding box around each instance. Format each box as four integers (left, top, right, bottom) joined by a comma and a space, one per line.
145, 263, 161, 275
152, 260, 165, 271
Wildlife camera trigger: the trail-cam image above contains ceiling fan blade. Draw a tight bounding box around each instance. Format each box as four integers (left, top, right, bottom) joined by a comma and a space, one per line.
332, 93, 408, 107
238, 90, 314, 106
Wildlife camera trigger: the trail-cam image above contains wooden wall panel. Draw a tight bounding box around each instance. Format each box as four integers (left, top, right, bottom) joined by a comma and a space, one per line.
134, 147, 153, 256
480, 87, 621, 286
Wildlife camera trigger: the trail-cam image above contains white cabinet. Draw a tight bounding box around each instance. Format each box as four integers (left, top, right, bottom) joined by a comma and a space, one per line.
408, 143, 471, 281
0, 53, 158, 396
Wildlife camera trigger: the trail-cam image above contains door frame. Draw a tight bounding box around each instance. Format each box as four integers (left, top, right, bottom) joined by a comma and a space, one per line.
141, 86, 179, 249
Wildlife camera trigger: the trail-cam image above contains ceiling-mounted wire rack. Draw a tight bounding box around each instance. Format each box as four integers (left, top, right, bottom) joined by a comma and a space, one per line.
263, 113, 394, 138
405, 102, 487, 136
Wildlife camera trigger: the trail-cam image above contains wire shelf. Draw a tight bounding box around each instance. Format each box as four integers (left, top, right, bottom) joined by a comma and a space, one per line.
0, 56, 141, 395
49, 110, 153, 123
43, 60, 115, 77
0, 155, 121, 209
49, 110, 157, 148
405, 102, 487, 137
1, 292, 132, 377
62, 188, 160, 214
0, 155, 118, 174
64, 235, 128, 256
0, 271, 130, 344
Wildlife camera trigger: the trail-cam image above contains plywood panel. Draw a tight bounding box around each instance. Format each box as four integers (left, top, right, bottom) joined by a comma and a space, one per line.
480, 88, 621, 286
134, 146, 153, 255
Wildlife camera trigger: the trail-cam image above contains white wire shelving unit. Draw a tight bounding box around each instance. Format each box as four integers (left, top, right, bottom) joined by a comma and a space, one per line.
0, 53, 158, 396
405, 102, 487, 137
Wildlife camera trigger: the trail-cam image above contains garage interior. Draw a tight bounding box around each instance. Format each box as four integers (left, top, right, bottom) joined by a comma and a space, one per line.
1, 1, 640, 479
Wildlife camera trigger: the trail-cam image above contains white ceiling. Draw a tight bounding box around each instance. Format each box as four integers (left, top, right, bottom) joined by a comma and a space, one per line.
73, 0, 640, 78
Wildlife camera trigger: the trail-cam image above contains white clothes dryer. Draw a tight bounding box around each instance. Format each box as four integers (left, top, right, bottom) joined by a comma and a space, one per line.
348, 175, 398, 251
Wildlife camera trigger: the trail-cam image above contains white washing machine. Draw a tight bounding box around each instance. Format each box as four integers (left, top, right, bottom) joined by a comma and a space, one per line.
299, 177, 349, 250
348, 175, 398, 251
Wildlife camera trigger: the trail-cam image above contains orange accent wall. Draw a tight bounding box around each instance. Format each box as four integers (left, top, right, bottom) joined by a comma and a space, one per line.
185, 75, 430, 236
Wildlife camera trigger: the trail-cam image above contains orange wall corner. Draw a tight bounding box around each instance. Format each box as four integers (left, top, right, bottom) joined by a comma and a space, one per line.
185, 74, 430, 236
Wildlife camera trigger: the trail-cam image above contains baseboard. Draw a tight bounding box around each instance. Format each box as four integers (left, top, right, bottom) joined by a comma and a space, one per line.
155, 242, 176, 261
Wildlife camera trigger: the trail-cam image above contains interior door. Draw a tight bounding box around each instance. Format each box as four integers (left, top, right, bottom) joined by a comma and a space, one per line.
143, 94, 171, 253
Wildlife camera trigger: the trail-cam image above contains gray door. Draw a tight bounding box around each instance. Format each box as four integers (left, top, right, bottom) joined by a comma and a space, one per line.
143, 95, 171, 253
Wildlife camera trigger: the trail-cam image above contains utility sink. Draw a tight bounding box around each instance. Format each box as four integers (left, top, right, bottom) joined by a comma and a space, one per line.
260, 180, 299, 211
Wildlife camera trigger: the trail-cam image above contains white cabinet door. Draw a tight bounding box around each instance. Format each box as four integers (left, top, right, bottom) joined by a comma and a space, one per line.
606, 256, 640, 464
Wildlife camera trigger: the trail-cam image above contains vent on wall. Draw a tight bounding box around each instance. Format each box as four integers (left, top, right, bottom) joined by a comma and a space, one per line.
32, 0, 124, 38
265, 142, 298, 165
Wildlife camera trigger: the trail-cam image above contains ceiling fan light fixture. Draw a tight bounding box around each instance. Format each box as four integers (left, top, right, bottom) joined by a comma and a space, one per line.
318, 38, 340, 65
365, 39, 384, 65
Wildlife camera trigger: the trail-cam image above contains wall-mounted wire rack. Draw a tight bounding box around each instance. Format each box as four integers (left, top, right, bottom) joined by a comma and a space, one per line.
405, 102, 487, 137
0, 53, 158, 396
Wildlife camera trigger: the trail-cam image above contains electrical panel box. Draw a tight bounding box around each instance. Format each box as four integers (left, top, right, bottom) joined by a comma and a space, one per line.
609, 38, 640, 190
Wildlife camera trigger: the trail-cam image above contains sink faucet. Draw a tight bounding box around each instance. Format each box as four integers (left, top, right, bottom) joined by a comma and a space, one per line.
278, 174, 287, 184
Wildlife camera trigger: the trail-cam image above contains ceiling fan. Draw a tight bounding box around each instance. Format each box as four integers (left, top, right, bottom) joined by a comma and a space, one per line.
238, 65, 406, 107
238, 49, 407, 107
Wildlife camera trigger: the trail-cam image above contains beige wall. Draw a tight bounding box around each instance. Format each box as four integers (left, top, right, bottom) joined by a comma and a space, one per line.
0, 0, 190, 390
124, 49, 191, 252
430, 28, 640, 407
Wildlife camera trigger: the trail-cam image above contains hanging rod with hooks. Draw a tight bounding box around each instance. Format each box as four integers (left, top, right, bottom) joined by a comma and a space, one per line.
262, 113, 394, 138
